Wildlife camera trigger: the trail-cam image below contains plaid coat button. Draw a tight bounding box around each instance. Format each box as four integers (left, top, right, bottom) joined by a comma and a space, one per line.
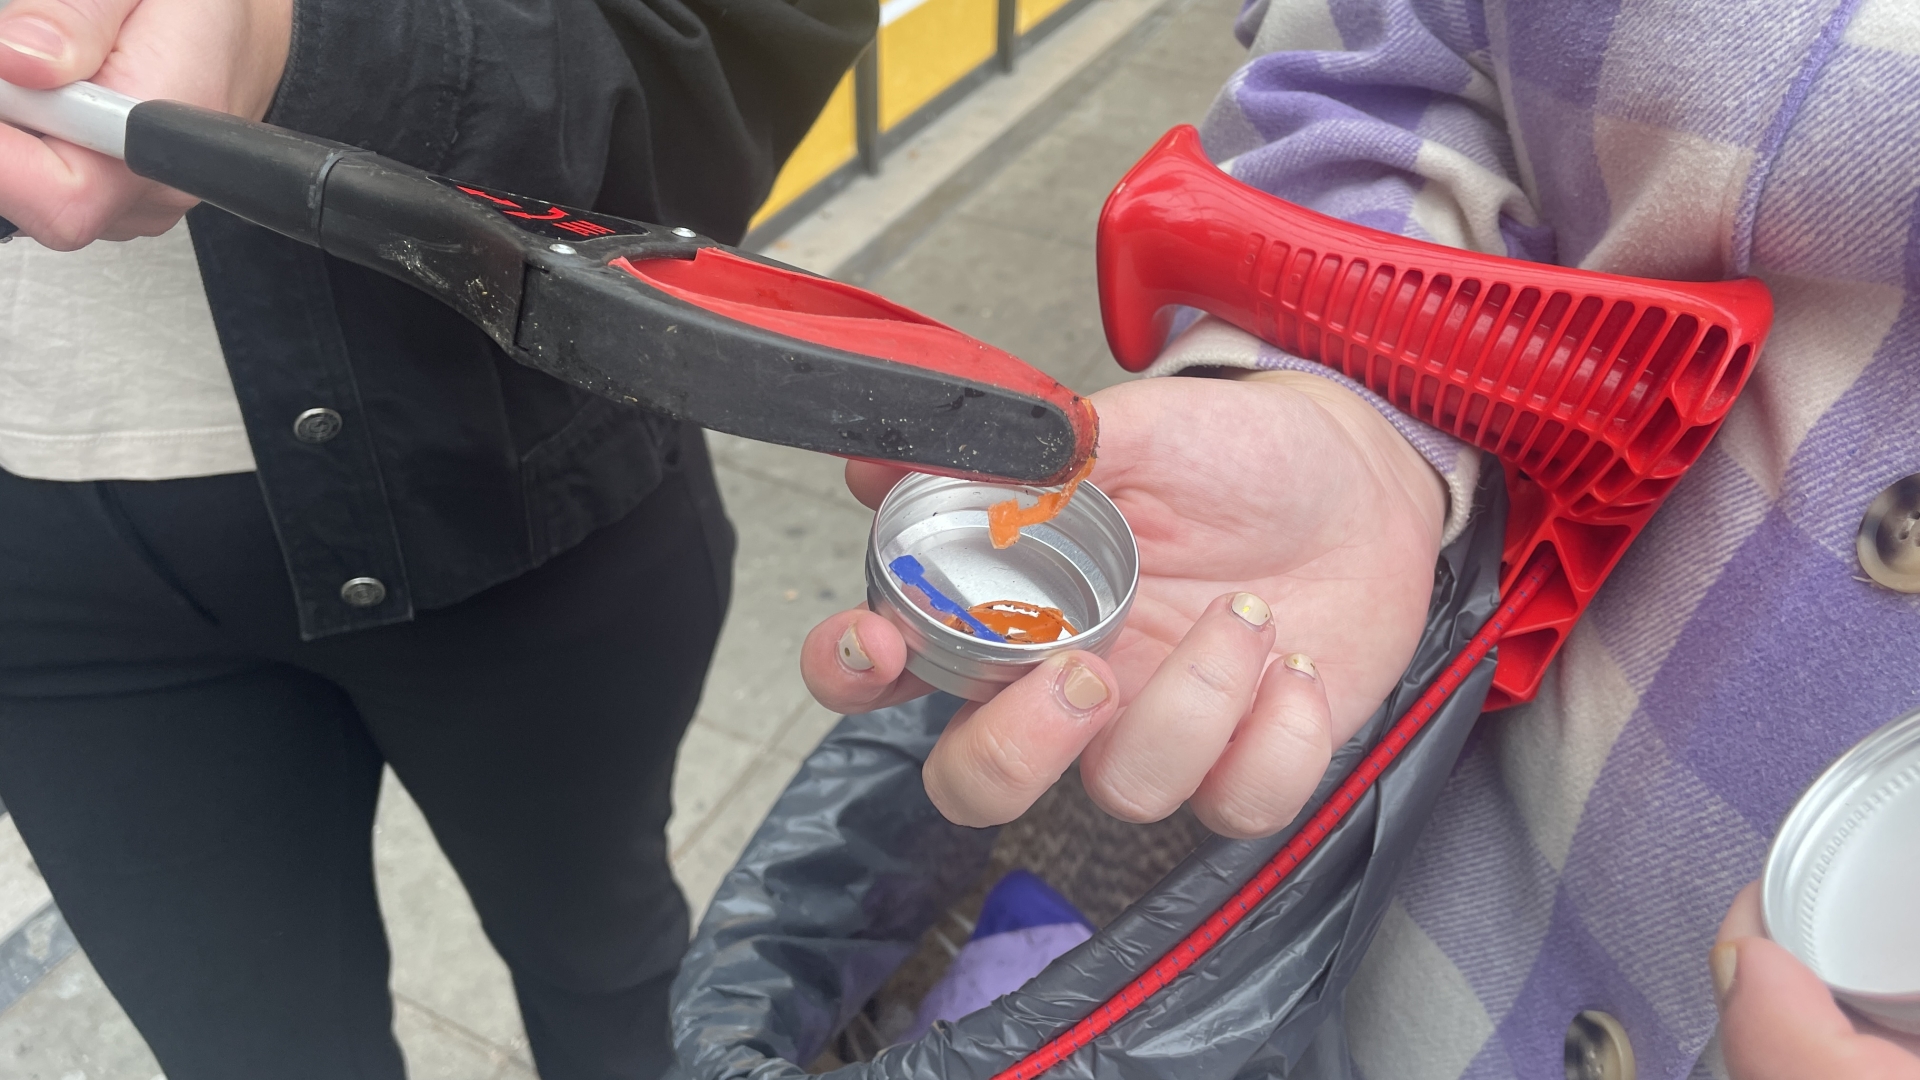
1858, 473, 1920, 592
1564, 1010, 1635, 1080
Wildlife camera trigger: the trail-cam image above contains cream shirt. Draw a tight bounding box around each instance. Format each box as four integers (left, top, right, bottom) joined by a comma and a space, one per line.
0, 222, 256, 481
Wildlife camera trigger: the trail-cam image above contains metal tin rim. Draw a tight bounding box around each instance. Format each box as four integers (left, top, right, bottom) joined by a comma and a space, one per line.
1761, 705, 1920, 1003
868, 476, 1139, 659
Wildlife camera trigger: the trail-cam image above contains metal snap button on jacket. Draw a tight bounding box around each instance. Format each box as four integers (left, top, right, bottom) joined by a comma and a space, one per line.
1564, 1010, 1635, 1080
292, 407, 343, 444
1858, 473, 1920, 592
339, 577, 387, 608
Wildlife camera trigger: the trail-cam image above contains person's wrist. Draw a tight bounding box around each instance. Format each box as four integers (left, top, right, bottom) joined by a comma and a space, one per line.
232, 0, 294, 120
1231, 369, 1449, 548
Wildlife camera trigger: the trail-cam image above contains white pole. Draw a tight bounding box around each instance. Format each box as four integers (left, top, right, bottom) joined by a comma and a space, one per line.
0, 80, 138, 159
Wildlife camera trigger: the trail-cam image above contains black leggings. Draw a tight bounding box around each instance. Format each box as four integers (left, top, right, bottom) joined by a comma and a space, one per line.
0, 442, 734, 1080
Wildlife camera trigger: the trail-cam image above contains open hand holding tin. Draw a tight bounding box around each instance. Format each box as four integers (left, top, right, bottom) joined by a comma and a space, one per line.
0, 0, 291, 248
801, 373, 1447, 839
799, 129, 1774, 1080
0, 78, 1095, 483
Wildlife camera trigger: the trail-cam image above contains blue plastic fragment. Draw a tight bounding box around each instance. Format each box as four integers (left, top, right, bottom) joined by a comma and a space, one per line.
888, 555, 1007, 643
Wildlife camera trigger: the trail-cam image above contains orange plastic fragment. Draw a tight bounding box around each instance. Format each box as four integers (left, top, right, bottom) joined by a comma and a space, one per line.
943, 600, 1079, 644
987, 455, 1095, 549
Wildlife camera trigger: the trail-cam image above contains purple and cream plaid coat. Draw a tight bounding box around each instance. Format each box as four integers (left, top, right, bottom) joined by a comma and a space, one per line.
1149, 0, 1920, 1076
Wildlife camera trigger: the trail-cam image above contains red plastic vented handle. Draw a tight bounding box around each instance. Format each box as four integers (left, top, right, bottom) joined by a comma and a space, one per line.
1097, 126, 1773, 707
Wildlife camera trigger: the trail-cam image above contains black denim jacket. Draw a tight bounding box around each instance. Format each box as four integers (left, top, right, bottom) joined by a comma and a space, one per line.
186, 0, 870, 639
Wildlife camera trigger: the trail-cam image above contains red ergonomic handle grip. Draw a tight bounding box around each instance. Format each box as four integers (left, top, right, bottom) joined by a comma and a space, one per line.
1098, 126, 1773, 708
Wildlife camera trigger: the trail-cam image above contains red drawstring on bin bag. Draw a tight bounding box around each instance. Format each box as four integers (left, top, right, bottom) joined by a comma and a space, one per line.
992, 126, 1776, 1080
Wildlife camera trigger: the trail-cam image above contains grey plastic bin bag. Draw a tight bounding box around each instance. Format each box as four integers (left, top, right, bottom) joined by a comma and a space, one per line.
670, 461, 1506, 1080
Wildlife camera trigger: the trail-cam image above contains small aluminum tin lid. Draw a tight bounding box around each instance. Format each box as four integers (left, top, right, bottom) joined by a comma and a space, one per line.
866, 472, 1138, 702
1762, 706, 1920, 1035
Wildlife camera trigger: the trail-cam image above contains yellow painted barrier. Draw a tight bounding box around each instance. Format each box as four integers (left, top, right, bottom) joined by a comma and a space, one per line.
879, 0, 996, 131
747, 0, 1094, 233
1017, 0, 1075, 34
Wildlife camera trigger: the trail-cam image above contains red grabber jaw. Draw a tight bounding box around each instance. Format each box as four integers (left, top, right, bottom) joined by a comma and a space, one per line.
0, 80, 1095, 486
1098, 125, 1774, 707
599, 247, 1098, 486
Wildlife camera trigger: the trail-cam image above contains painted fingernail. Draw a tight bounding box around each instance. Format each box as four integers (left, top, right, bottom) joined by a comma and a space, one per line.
1230, 592, 1271, 628
837, 625, 874, 672
0, 18, 66, 62
1710, 943, 1738, 1004
1283, 652, 1317, 681
1059, 662, 1110, 711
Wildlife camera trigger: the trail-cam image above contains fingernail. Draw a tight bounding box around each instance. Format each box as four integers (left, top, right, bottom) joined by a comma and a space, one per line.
1283, 652, 1317, 681
1710, 943, 1738, 1004
837, 625, 873, 672
0, 18, 66, 62
1059, 662, 1109, 711
1230, 591, 1271, 628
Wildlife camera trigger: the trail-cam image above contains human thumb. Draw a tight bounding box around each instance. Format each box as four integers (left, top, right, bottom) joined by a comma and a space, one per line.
0, 0, 142, 90
1715, 936, 1920, 1080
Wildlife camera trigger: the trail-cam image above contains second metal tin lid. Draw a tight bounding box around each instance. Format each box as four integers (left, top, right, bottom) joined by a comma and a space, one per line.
1762, 707, 1920, 1034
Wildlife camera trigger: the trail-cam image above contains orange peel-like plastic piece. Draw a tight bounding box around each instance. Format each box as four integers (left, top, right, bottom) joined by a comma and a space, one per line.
987, 455, 1095, 549
943, 600, 1079, 644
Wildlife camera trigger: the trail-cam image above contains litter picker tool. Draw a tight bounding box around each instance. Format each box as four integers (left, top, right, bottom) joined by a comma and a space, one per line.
0, 80, 1097, 486
1101, 125, 1775, 708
